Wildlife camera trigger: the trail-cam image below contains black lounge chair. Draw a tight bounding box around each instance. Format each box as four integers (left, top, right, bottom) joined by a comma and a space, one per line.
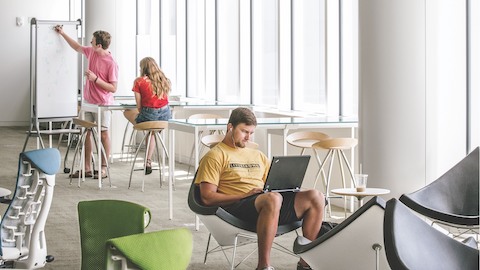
384, 199, 479, 270
399, 147, 479, 237
187, 174, 302, 270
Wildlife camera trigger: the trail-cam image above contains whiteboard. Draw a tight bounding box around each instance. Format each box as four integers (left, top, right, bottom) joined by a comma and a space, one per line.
32, 20, 80, 119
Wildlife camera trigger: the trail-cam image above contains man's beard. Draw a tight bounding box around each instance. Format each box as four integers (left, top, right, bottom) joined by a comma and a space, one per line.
235, 141, 246, 148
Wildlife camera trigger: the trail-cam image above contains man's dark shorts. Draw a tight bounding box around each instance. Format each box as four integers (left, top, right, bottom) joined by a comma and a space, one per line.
222, 192, 301, 225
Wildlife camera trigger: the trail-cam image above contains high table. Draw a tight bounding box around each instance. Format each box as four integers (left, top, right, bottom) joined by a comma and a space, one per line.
80, 98, 249, 189
168, 116, 358, 222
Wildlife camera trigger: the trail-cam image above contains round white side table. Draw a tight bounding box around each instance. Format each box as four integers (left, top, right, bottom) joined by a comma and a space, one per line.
331, 187, 390, 211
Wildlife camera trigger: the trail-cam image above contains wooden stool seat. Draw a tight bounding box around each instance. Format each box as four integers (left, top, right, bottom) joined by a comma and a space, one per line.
286, 131, 331, 203
314, 137, 358, 150
133, 121, 169, 131
286, 131, 331, 151
72, 118, 97, 129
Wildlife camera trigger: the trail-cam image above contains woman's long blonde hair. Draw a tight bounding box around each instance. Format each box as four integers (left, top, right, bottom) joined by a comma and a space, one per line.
139, 57, 171, 98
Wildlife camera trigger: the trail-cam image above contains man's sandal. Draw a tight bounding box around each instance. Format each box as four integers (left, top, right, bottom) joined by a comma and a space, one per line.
69, 170, 93, 178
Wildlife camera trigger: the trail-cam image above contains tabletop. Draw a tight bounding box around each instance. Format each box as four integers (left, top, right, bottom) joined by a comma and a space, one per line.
331, 188, 390, 197
169, 116, 358, 126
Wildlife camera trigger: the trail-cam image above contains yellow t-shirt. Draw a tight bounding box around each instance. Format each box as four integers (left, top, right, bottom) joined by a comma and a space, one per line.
195, 142, 270, 195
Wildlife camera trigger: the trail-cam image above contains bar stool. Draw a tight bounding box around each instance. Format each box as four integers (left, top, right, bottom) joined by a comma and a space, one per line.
69, 118, 111, 187
286, 131, 330, 189
201, 134, 259, 149
312, 137, 358, 216
128, 121, 169, 192
120, 121, 134, 161
186, 113, 225, 175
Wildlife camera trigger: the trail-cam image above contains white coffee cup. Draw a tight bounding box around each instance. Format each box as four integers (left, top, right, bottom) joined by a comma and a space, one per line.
355, 174, 368, 192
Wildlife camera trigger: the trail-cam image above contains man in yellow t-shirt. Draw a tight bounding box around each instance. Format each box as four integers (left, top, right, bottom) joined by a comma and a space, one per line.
195, 107, 325, 270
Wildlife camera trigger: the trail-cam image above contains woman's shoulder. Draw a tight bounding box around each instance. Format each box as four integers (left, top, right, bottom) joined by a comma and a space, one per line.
134, 76, 149, 82
133, 76, 150, 86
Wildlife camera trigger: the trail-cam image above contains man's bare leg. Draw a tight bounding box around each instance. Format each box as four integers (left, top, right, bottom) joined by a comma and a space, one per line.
255, 192, 282, 269
100, 130, 110, 175
295, 189, 325, 267
84, 131, 93, 173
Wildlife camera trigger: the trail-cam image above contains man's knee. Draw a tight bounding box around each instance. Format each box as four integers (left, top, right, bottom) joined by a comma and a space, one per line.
258, 192, 283, 211
100, 130, 109, 139
303, 189, 325, 208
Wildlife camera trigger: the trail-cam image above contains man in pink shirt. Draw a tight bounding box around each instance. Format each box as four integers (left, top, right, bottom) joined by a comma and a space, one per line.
55, 25, 118, 179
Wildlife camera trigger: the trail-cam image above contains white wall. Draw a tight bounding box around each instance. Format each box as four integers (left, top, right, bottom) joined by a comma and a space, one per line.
0, 1, 70, 126
359, 0, 476, 199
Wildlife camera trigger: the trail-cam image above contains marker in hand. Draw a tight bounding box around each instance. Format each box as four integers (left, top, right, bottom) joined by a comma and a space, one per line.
53, 25, 63, 33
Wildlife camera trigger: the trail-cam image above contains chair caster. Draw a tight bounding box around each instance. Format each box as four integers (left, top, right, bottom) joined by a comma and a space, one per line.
64, 168, 70, 174
46, 255, 55, 263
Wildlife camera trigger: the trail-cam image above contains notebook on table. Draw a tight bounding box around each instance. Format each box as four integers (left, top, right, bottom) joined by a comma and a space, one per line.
263, 155, 311, 193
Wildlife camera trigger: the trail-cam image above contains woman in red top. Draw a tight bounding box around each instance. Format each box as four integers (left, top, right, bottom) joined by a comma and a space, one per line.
124, 57, 171, 174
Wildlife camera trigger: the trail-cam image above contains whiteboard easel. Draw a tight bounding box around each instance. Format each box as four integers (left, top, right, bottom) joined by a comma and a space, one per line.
23, 18, 82, 151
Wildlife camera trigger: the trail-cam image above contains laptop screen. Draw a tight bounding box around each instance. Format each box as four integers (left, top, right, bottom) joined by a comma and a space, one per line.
263, 155, 311, 193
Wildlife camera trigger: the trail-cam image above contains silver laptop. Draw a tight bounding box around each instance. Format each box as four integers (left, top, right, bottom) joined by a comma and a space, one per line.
263, 155, 311, 193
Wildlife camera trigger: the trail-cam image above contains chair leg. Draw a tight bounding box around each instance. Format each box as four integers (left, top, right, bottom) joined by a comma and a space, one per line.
91, 128, 112, 187
335, 150, 347, 189
129, 132, 148, 190
312, 149, 328, 190
63, 131, 78, 174
339, 149, 356, 187
125, 129, 138, 163
120, 121, 131, 161
153, 131, 166, 188
204, 233, 212, 264
231, 236, 238, 270
142, 131, 154, 191
70, 130, 87, 187
317, 150, 334, 217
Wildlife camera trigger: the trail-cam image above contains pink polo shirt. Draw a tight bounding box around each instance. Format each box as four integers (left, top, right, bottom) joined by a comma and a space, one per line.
81, 46, 118, 105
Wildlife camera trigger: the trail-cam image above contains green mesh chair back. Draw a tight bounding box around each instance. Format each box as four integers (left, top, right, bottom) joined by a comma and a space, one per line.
78, 200, 151, 270
106, 228, 193, 270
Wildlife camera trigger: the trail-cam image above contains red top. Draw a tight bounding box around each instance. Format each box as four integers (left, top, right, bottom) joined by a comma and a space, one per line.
132, 76, 169, 108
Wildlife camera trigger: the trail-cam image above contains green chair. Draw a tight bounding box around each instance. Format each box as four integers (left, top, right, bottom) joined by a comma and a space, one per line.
78, 200, 151, 270
105, 228, 193, 270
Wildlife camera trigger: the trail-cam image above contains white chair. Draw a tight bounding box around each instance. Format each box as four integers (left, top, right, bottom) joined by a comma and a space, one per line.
201, 134, 259, 149
293, 196, 389, 270
0, 148, 60, 269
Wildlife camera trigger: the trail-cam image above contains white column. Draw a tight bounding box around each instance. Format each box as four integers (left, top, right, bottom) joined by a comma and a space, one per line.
84, 0, 136, 156
358, 0, 467, 199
